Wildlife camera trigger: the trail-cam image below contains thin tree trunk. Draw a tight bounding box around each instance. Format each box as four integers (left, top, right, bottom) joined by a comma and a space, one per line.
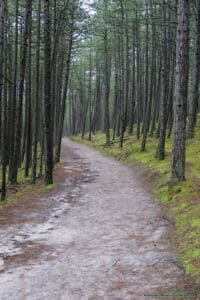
171, 0, 189, 183
44, 0, 53, 185
104, 29, 111, 146
8, 0, 18, 181
156, 0, 169, 160
11, 0, 32, 183
0, 0, 6, 200
25, 3, 32, 177
55, 24, 73, 162
0, 0, 5, 157
187, 0, 200, 139
32, 0, 41, 183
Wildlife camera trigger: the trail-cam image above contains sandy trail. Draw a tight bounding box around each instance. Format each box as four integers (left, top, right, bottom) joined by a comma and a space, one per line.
0, 138, 183, 299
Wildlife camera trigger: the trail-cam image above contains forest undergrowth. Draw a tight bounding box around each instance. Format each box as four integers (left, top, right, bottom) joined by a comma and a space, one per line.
72, 119, 200, 286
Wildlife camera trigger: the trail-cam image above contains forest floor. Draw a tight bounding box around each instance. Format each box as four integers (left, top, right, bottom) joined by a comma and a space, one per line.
0, 138, 197, 299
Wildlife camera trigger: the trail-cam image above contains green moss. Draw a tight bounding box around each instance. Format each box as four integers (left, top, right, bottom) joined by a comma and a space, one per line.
184, 249, 200, 258
160, 187, 171, 202
40, 183, 56, 191
191, 218, 200, 228
185, 263, 199, 276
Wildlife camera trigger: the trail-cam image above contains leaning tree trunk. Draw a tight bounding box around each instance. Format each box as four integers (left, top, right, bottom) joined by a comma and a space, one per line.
171, 0, 189, 183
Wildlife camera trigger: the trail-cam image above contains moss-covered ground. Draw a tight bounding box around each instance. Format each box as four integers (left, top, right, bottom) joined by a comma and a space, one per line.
0, 148, 66, 207
72, 127, 200, 285
0, 145, 43, 206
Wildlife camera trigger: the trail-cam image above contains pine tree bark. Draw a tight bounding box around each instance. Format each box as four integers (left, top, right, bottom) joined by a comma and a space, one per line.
187, 0, 200, 139
25, 2, 32, 177
88, 40, 92, 141
8, 0, 18, 182
44, 0, 53, 184
119, 1, 125, 148
128, 26, 135, 135
104, 28, 111, 146
0, 0, 6, 200
156, 0, 169, 160
11, 0, 32, 183
55, 26, 73, 163
1, 48, 8, 201
136, 10, 141, 140
141, 1, 150, 151
171, 0, 189, 183
0, 0, 5, 156
32, 0, 41, 184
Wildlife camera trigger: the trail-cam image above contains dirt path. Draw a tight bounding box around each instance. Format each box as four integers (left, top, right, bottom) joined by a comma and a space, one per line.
0, 138, 184, 299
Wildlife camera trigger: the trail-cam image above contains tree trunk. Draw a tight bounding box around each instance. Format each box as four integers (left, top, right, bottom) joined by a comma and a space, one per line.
156, 0, 169, 160
0, 0, 6, 200
32, 0, 41, 184
25, 2, 32, 177
0, 0, 5, 158
11, 0, 32, 183
44, 0, 53, 185
55, 24, 73, 163
171, 0, 189, 183
8, 0, 18, 182
187, 0, 200, 139
104, 29, 111, 146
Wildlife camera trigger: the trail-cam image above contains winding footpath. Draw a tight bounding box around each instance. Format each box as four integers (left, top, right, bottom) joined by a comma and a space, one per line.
0, 138, 183, 299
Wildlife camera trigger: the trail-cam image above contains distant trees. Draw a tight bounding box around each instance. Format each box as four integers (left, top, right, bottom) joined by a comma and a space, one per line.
68, 0, 200, 184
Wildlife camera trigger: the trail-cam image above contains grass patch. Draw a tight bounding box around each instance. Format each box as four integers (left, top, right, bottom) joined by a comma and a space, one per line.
72, 127, 200, 284
40, 183, 56, 191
